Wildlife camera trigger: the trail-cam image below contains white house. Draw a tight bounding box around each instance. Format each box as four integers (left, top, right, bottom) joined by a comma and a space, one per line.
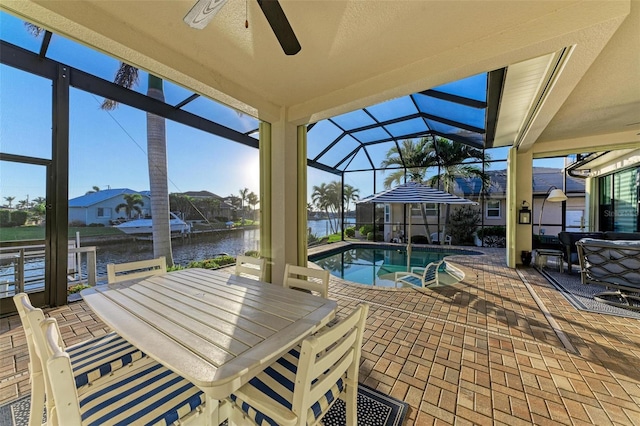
68, 189, 151, 226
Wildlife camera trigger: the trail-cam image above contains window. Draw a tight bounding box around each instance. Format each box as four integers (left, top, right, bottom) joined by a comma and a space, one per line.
384, 204, 390, 223
97, 207, 111, 218
486, 200, 501, 218
411, 203, 437, 217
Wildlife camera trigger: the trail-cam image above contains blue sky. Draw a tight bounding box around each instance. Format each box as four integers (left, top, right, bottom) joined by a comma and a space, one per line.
0, 11, 563, 210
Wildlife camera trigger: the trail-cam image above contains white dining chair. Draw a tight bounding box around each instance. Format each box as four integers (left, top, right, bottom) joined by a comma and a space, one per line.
106, 256, 167, 283
39, 317, 209, 426
283, 263, 330, 298
234, 255, 266, 281
228, 303, 369, 426
13, 293, 148, 426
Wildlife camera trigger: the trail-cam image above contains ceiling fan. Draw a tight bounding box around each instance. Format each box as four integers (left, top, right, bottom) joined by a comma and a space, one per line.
183, 0, 301, 55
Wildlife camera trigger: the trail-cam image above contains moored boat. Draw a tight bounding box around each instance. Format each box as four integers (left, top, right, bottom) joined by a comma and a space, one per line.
115, 212, 190, 235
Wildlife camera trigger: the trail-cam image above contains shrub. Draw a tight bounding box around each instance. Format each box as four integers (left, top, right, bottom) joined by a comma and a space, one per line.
3, 210, 29, 227
476, 226, 506, 238
411, 235, 430, 244
167, 264, 185, 272
360, 224, 374, 236
448, 206, 481, 245
69, 220, 86, 227
345, 227, 356, 238
187, 255, 237, 270
476, 225, 506, 247
68, 283, 91, 294
0, 210, 10, 226
366, 232, 383, 241
88, 223, 105, 227
243, 250, 260, 258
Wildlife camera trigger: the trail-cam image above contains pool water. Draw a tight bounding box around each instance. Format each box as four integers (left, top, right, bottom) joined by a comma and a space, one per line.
310, 245, 478, 287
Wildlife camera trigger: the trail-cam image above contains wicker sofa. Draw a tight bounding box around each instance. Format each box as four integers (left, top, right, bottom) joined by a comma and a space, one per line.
558, 231, 640, 273
576, 238, 640, 310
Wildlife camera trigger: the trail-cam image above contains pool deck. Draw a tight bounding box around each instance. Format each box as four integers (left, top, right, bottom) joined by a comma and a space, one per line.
2, 244, 640, 425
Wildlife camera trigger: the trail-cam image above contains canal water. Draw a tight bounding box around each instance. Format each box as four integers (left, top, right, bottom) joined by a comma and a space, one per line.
1, 218, 356, 288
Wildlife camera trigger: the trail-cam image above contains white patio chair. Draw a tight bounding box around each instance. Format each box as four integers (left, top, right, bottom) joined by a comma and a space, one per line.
39, 317, 208, 426
283, 263, 330, 298
228, 303, 369, 426
444, 235, 452, 245
13, 293, 147, 426
107, 256, 166, 283
394, 260, 443, 288
235, 255, 266, 281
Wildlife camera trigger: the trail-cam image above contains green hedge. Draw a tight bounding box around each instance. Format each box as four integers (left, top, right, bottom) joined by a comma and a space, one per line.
0, 210, 28, 227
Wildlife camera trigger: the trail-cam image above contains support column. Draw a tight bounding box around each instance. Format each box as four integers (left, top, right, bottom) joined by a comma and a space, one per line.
259, 122, 272, 281
297, 126, 308, 267
263, 118, 304, 283
506, 147, 533, 267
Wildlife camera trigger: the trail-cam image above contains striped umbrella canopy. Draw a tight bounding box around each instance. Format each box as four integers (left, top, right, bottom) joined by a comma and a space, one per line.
357, 181, 477, 270
358, 181, 478, 205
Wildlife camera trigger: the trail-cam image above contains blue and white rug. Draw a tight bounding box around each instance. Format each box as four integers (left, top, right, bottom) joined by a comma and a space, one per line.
537, 267, 640, 319
0, 383, 408, 426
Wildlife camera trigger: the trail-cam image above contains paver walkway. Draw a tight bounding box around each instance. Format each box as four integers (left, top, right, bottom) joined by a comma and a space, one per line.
2, 247, 639, 425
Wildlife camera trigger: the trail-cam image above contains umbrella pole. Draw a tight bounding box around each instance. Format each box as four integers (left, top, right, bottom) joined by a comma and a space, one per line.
407, 205, 412, 271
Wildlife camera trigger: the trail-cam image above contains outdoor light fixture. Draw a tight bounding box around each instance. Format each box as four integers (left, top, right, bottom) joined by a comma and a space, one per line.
518, 201, 531, 224
538, 186, 567, 235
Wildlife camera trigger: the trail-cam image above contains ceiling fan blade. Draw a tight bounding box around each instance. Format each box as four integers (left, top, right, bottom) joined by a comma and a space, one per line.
256, 0, 301, 55
184, 0, 229, 29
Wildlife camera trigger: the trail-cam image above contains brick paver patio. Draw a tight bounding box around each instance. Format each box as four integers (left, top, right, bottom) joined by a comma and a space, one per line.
2, 247, 639, 425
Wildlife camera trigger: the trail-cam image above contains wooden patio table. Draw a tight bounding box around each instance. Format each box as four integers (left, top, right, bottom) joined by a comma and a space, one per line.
80, 268, 337, 424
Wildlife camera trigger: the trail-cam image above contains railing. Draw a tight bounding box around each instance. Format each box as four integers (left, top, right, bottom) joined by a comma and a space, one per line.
0, 243, 96, 298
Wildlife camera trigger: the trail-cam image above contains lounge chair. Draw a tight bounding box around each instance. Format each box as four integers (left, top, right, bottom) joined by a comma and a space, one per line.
394, 260, 443, 288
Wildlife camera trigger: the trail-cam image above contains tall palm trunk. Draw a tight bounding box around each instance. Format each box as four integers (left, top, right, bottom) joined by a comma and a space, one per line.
147, 75, 173, 266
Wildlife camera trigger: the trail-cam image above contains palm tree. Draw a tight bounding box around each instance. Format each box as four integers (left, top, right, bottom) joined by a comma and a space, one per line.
4, 196, 15, 209
25, 22, 173, 265
247, 192, 259, 222
102, 70, 173, 265
32, 196, 46, 205
380, 137, 435, 241
238, 188, 250, 225
380, 138, 431, 188
115, 193, 145, 219
343, 184, 360, 216
17, 199, 29, 210
422, 138, 490, 238
85, 186, 101, 194
311, 182, 342, 234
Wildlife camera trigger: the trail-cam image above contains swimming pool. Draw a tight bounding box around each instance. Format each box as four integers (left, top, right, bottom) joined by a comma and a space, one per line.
309, 244, 480, 287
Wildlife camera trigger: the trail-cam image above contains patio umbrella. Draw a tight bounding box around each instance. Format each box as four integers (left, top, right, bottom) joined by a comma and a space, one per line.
356, 181, 477, 270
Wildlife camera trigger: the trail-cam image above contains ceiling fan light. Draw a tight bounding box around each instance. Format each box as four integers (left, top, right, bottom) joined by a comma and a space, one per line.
184, 0, 229, 29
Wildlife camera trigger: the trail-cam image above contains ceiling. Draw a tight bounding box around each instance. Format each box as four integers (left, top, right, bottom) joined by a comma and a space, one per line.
1, 0, 639, 160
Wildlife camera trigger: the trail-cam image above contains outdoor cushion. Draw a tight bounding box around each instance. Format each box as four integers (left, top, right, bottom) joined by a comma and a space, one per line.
230, 346, 344, 426
78, 362, 205, 426
69, 331, 146, 388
